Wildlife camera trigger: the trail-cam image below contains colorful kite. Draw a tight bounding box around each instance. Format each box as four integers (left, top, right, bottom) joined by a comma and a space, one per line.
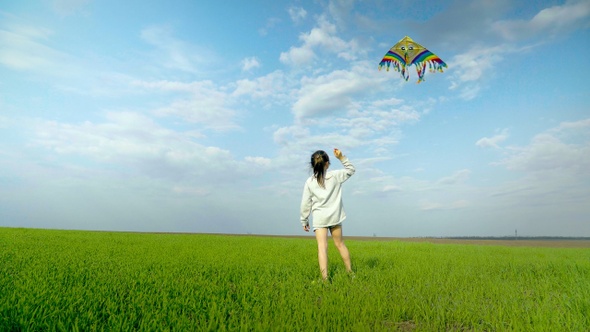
379, 36, 447, 83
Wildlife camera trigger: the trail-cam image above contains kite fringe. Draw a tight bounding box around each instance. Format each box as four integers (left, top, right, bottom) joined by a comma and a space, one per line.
415, 60, 447, 83
379, 58, 446, 83
378, 59, 410, 81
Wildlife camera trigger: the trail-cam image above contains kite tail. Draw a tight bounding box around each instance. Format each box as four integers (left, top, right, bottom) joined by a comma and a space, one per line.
380, 60, 402, 74
401, 65, 409, 81
379, 59, 408, 81
416, 62, 427, 83
432, 59, 447, 73
378, 60, 390, 71
399, 63, 408, 81
416, 60, 447, 83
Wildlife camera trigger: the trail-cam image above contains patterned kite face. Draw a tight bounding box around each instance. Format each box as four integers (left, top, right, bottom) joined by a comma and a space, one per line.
379, 36, 447, 83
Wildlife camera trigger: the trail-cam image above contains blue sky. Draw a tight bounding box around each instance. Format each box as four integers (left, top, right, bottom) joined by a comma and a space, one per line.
1, 0, 589, 237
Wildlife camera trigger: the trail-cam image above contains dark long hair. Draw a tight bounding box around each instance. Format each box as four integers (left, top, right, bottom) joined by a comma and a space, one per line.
311, 150, 330, 188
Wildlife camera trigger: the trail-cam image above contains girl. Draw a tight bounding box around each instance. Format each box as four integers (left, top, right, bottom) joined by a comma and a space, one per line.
300, 148, 355, 281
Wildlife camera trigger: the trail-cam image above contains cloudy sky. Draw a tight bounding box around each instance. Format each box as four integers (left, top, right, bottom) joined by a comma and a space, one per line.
1, 0, 589, 237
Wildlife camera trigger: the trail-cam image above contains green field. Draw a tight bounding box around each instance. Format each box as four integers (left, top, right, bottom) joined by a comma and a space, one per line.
2, 228, 589, 331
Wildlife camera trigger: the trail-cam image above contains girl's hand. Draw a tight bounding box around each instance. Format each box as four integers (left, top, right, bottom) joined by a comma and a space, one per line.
333, 148, 344, 160
303, 225, 310, 232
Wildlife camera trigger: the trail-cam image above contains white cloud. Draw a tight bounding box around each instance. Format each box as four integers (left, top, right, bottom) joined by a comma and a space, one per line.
241, 57, 261, 71
382, 184, 401, 192
292, 63, 383, 120
279, 16, 360, 66
3, 23, 53, 40
337, 107, 418, 141
272, 125, 361, 152
371, 98, 403, 108
448, 45, 504, 83
447, 44, 523, 100
442, 1, 590, 100
288, 6, 307, 23
293, 73, 358, 118
140, 25, 216, 73
33, 112, 260, 185
258, 17, 281, 36
269, 59, 428, 161
233, 70, 288, 99
496, 118, 590, 175
273, 125, 311, 147
133, 79, 239, 131
437, 169, 471, 185
489, 185, 534, 198
349, 173, 399, 196
52, 0, 91, 16
132, 79, 204, 92
476, 129, 509, 149
475, 119, 590, 229
456, 84, 481, 101
420, 201, 445, 211
492, 1, 590, 41
500, 134, 590, 174
551, 118, 590, 133
154, 99, 238, 131
0, 23, 66, 71
348, 166, 476, 213
279, 43, 315, 66
245, 156, 272, 167
0, 18, 146, 97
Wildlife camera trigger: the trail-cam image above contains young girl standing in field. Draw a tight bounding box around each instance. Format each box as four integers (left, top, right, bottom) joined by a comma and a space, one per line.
300, 148, 355, 281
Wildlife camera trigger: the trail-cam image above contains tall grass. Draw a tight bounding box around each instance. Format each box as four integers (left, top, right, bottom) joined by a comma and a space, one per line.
1, 228, 589, 331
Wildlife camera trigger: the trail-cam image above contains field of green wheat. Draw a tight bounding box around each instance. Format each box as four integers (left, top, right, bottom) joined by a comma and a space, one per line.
1, 227, 589, 331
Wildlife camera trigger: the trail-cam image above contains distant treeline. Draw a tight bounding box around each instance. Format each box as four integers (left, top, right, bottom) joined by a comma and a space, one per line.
443, 236, 590, 241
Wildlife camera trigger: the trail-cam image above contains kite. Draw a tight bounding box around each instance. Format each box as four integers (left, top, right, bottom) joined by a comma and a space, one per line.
378, 36, 447, 83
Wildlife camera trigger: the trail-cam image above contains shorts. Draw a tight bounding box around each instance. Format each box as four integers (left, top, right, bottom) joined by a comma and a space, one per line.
313, 222, 342, 232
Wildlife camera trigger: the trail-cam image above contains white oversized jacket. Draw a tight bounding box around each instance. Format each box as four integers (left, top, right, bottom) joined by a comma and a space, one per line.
300, 157, 355, 229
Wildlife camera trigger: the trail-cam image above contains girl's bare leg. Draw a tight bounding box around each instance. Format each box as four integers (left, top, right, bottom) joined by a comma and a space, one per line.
330, 225, 352, 273
315, 228, 329, 280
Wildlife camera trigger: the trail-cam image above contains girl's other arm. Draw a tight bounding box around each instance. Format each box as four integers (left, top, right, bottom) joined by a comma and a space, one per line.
300, 183, 312, 231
